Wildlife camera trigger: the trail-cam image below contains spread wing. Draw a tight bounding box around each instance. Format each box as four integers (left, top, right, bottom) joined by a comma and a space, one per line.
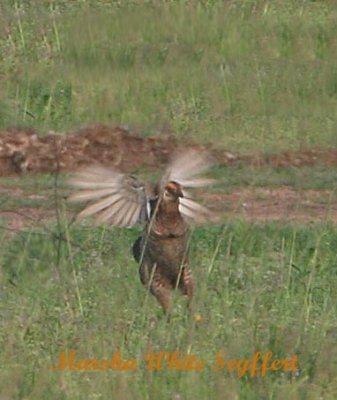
178, 197, 218, 224
161, 148, 214, 189
161, 149, 218, 224
68, 166, 149, 227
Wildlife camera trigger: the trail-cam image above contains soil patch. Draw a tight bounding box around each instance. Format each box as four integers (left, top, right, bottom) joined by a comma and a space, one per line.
209, 187, 337, 223
1, 124, 337, 176
1, 187, 336, 232
1, 124, 337, 229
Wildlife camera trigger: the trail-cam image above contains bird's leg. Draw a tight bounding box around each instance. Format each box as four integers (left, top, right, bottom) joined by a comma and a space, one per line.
180, 265, 194, 316
140, 262, 173, 320
151, 284, 173, 321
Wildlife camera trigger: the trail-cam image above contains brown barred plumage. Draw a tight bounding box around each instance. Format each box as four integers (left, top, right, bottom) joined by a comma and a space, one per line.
68, 149, 217, 318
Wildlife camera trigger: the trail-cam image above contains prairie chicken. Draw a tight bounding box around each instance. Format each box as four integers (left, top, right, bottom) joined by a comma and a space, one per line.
68, 149, 216, 318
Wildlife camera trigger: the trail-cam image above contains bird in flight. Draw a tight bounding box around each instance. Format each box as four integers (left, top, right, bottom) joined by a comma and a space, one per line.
68, 149, 217, 319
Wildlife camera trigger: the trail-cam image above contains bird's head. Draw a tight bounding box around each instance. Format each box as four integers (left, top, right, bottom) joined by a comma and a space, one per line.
163, 181, 184, 202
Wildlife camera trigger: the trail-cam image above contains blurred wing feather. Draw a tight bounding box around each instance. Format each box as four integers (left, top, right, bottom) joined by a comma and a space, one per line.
179, 197, 218, 224
68, 166, 148, 227
161, 149, 214, 189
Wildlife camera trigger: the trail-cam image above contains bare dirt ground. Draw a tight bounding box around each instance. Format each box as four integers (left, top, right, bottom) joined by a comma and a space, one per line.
208, 187, 337, 223
1, 124, 337, 175
0, 124, 336, 230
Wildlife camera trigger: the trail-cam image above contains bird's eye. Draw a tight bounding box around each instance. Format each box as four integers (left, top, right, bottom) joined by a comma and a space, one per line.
163, 188, 174, 199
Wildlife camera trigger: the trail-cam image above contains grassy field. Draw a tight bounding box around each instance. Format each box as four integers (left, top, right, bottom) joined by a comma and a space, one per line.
1, 1, 337, 399
1, 220, 337, 399
1, 0, 337, 152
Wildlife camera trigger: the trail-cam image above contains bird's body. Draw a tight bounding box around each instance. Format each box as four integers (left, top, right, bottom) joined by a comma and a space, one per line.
68, 149, 216, 318
134, 186, 193, 316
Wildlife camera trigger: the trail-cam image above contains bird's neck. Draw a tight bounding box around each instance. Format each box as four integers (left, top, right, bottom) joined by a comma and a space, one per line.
149, 198, 186, 238
158, 198, 180, 217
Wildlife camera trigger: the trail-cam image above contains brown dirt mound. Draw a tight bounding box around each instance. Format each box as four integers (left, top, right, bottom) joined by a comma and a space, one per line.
0, 124, 213, 176
1, 124, 337, 177
244, 149, 337, 168
1, 124, 337, 229
0, 124, 173, 176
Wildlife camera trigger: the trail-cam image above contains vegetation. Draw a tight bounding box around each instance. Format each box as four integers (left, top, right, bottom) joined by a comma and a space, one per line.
0, 1, 337, 399
1, 220, 337, 399
1, 0, 337, 152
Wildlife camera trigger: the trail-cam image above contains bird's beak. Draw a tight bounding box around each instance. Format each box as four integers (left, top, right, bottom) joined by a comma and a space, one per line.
177, 186, 184, 198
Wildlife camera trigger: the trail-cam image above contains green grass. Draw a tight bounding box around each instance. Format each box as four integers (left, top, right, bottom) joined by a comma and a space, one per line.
2, 163, 337, 207
0, 173, 57, 210
212, 165, 337, 192
1, 0, 337, 152
1, 163, 337, 229
0, 221, 337, 399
